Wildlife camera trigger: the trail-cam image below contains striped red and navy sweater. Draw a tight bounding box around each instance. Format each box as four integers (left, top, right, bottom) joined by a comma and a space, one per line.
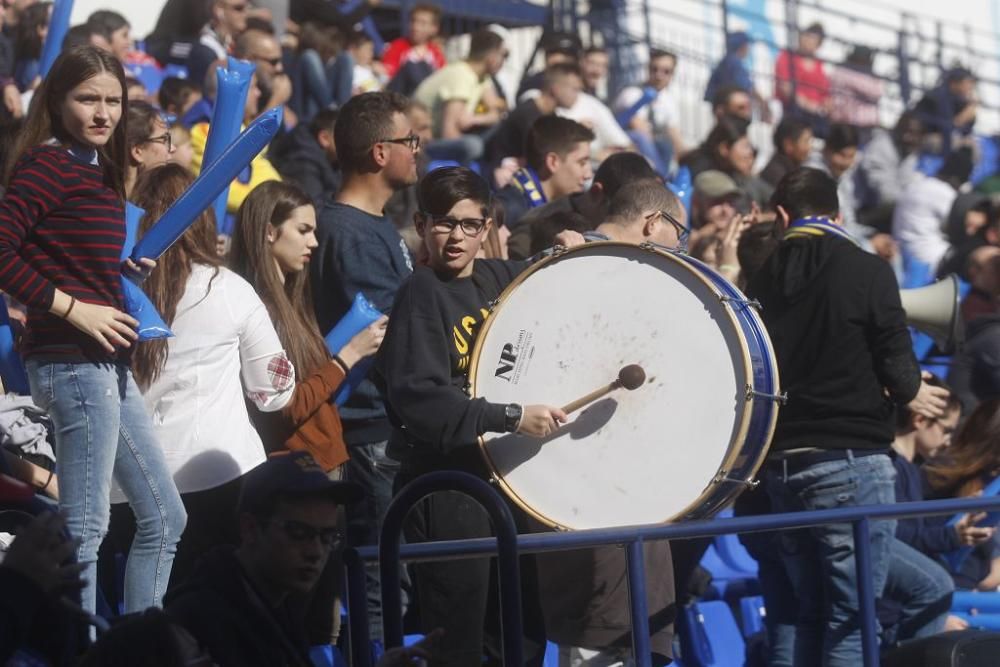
0, 144, 125, 361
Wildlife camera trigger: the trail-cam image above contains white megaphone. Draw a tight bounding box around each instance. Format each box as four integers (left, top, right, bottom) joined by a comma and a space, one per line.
900, 274, 964, 354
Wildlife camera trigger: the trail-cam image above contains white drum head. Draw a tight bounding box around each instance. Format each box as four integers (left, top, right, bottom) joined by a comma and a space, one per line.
471, 244, 753, 530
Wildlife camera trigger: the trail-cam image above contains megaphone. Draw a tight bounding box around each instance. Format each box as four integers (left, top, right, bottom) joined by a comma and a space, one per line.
900, 274, 964, 354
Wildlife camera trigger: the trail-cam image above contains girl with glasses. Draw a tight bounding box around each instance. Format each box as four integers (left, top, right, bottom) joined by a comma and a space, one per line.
125, 100, 174, 197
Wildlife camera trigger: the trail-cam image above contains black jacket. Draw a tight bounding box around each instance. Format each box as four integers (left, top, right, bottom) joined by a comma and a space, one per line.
746, 232, 921, 451
165, 547, 312, 667
270, 124, 341, 208
376, 259, 526, 474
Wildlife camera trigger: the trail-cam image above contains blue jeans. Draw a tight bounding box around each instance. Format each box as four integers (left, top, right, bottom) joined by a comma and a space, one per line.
763, 451, 897, 667
882, 538, 953, 643
26, 360, 186, 615
293, 49, 353, 121
343, 439, 408, 641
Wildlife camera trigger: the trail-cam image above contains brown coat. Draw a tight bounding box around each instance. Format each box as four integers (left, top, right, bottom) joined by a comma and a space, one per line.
253, 359, 350, 471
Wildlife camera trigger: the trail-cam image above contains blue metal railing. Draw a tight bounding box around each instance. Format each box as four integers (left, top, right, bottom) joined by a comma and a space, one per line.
343, 471, 1000, 667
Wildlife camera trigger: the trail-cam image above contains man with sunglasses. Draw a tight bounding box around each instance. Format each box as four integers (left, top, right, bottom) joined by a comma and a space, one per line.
234, 29, 294, 124
613, 49, 687, 177
165, 451, 363, 667
310, 91, 419, 648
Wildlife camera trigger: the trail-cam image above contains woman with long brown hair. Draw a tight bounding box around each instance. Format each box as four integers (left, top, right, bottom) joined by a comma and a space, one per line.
0, 46, 184, 616
230, 180, 386, 471
127, 165, 379, 587
925, 398, 1000, 589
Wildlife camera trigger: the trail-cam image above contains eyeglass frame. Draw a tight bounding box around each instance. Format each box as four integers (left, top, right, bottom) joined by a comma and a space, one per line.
375, 133, 421, 152
142, 131, 173, 152
419, 212, 490, 237
645, 209, 689, 247
267, 517, 344, 549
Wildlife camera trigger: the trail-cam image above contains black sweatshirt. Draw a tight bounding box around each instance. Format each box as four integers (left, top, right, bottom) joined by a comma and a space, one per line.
746, 232, 921, 452
376, 259, 527, 473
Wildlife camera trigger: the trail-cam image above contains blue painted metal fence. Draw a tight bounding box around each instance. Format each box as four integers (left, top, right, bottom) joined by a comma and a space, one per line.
343, 471, 1000, 667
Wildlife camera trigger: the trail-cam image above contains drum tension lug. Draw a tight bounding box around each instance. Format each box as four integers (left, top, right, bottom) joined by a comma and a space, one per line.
551, 244, 571, 256
712, 471, 760, 489
745, 384, 788, 405
720, 295, 763, 311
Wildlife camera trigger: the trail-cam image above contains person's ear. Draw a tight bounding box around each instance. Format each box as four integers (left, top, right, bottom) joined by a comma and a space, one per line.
372, 142, 389, 168
414, 213, 427, 238
266, 223, 277, 243
317, 129, 333, 150
642, 212, 657, 238
775, 205, 791, 229
130, 143, 144, 166
544, 151, 560, 175
589, 180, 604, 200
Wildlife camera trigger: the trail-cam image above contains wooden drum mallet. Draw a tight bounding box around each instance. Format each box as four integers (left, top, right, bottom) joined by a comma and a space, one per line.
561, 364, 647, 415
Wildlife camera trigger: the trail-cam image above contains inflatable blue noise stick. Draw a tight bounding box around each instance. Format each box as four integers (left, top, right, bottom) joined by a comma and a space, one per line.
131, 106, 283, 261
615, 85, 658, 128
121, 202, 172, 341
0, 298, 29, 394
203, 59, 256, 233
668, 165, 693, 219
324, 292, 383, 405
38, 0, 73, 78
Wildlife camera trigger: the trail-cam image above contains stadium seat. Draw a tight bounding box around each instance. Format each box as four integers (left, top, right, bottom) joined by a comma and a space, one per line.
952, 590, 1000, 614
738, 595, 766, 639
676, 600, 746, 666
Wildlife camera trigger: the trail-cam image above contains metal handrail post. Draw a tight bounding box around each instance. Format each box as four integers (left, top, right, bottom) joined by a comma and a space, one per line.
342, 547, 372, 667
377, 471, 524, 665
853, 518, 879, 667
625, 539, 653, 667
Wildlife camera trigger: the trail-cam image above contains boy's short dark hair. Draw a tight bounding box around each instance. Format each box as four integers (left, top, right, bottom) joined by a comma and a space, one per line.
825, 123, 860, 153
895, 374, 960, 430
86, 10, 129, 40
592, 152, 658, 199
468, 28, 504, 61
63, 24, 97, 50
584, 46, 608, 57
417, 166, 492, 217
529, 210, 591, 255
773, 117, 812, 152
769, 167, 840, 222
309, 108, 339, 138
542, 62, 582, 90
158, 77, 201, 114
525, 116, 595, 173
410, 3, 442, 22
649, 49, 677, 63
335, 91, 411, 173
711, 84, 747, 110
347, 30, 373, 49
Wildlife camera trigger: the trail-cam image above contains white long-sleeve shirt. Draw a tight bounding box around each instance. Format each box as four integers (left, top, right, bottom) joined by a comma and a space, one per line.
891, 175, 956, 272
113, 265, 295, 500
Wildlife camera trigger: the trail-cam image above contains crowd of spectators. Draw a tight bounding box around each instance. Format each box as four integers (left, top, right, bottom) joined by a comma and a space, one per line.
0, 2, 999, 666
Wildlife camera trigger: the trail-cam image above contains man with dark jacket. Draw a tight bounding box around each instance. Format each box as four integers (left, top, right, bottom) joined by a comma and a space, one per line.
271, 108, 342, 207
745, 168, 949, 666
309, 91, 418, 642
165, 452, 363, 667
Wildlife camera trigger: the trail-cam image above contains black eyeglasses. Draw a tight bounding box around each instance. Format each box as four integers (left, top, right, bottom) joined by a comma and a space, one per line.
376, 134, 421, 152
228, 2, 248, 11
143, 132, 173, 152
270, 518, 343, 549
257, 56, 282, 67
424, 214, 488, 236
647, 209, 689, 245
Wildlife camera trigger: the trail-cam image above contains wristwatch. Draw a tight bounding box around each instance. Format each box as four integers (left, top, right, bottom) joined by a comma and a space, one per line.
504, 403, 523, 433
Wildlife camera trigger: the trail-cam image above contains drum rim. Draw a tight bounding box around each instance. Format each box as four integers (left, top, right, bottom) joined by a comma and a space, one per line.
468, 241, 768, 530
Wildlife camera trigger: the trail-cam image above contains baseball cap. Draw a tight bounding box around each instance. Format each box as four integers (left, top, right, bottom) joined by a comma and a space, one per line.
542, 31, 582, 57
238, 451, 363, 515
727, 31, 751, 52
695, 170, 742, 200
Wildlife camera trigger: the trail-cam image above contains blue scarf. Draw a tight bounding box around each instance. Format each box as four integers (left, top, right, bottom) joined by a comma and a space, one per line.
785, 216, 860, 247
511, 167, 547, 209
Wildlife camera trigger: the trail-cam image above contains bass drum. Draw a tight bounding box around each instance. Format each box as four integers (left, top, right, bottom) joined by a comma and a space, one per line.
468, 242, 781, 530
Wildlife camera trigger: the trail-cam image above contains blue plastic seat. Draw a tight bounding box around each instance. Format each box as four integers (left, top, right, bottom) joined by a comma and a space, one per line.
738, 595, 766, 639
677, 600, 746, 666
